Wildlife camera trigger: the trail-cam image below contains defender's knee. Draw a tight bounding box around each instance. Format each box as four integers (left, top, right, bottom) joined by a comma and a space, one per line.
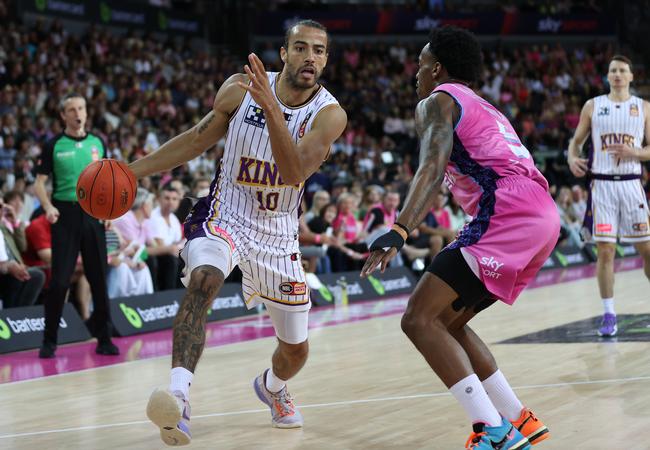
401, 309, 440, 340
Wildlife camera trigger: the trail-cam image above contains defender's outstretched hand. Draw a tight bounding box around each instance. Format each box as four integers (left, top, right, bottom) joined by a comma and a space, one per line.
360, 229, 405, 277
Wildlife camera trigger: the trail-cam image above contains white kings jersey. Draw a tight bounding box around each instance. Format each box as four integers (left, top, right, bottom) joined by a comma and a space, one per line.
590, 94, 645, 175
210, 71, 338, 240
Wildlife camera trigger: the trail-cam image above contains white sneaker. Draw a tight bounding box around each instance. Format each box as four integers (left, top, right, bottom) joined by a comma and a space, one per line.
146, 388, 192, 446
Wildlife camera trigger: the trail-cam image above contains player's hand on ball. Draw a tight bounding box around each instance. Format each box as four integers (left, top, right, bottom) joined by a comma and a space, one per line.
360, 229, 404, 277
45, 205, 60, 224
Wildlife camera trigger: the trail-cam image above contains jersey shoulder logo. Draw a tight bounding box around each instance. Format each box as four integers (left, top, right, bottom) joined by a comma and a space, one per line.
298, 112, 312, 138
598, 106, 610, 116
630, 103, 639, 117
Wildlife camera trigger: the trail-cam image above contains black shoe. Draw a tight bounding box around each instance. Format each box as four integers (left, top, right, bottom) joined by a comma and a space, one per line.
39, 341, 57, 358
96, 339, 120, 355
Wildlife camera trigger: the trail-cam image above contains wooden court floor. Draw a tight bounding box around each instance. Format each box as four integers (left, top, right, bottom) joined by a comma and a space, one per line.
1, 268, 649, 449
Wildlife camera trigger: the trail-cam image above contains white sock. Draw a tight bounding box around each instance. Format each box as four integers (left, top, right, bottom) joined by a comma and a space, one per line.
602, 298, 615, 315
482, 370, 524, 422
170, 367, 193, 400
450, 374, 501, 427
265, 368, 286, 393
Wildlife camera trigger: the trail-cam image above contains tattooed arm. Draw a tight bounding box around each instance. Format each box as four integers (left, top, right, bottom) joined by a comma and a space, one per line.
129, 73, 247, 179
360, 93, 455, 277
396, 93, 455, 231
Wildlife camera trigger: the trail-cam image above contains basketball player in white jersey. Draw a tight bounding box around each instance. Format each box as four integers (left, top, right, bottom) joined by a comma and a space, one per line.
128, 20, 347, 445
568, 55, 650, 337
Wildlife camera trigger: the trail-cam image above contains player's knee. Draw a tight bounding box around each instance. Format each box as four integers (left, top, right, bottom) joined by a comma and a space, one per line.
401, 310, 436, 339
597, 244, 616, 261
188, 265, 224, 299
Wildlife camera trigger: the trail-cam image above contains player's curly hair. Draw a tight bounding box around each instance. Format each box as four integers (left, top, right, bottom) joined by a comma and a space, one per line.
427, 26, 482, 84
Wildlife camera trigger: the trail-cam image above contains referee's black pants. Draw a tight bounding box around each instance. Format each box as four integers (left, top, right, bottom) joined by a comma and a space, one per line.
44, 200, 113, 344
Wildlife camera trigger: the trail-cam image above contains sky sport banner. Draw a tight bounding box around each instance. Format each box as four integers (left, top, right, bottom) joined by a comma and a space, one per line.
310, 266, 416, 307
110, 283, 258, 337
254, 11, 614, 36
19, 0, 202, 36
0, 304, 90, 354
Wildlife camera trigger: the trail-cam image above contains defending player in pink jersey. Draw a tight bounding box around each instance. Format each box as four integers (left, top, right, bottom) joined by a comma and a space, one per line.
361, 26, 559, 449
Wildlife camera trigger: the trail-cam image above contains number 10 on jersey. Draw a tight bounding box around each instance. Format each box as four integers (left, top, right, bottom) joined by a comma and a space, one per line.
256, 191, 279, 211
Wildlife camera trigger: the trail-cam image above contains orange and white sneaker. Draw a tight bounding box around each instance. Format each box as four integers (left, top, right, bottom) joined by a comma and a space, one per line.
253, 369, 303, 428
511, 408, 549, 445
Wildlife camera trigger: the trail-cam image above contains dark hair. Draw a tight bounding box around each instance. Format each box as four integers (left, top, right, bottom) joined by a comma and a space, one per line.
284, 19, 329, 51
427, 25, 482, 84
59, 92, 85, 112
3, 190, 24, 203
160, 183, 180, 195
610, 54, 633, 71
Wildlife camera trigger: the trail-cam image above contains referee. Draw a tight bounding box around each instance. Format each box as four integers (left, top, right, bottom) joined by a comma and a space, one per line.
34, 93, 119, 358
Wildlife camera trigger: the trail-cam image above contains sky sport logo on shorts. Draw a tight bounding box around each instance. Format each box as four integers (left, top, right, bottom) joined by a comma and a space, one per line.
480, 256, 504, 279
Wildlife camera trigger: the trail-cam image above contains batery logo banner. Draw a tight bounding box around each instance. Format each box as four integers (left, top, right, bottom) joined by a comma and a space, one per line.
0, 304, 90, 354
110, 283, 258, 337
310, 267, 416, 306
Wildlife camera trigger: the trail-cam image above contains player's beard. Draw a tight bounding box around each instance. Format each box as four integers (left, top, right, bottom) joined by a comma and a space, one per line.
285, 63, 321, 90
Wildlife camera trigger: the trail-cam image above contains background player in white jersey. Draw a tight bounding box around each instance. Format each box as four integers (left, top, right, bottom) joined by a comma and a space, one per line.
128, 20, 347, 445
568, 55, 650, 337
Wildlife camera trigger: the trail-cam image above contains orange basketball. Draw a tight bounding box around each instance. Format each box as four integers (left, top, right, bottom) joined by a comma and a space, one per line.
76, 159, 137, 220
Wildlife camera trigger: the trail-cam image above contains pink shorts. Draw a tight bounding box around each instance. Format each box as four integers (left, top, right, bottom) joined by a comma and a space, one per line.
450, 176, 560, 305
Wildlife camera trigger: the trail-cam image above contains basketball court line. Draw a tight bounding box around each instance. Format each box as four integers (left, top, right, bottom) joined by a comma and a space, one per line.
2, 374, 649, 440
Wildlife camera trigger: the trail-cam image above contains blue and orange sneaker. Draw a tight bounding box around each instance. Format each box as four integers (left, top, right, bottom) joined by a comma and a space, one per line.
146, 388, 192, 446
253, 369, 304, 428
465, 417, 531, 449
511, 408, 549, 445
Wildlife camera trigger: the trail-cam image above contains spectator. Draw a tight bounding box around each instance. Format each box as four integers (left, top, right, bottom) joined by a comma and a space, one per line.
0, 195, 45, 307
111, 187, 156, 297
145, 184, 184, 290
304, 190, 330, 224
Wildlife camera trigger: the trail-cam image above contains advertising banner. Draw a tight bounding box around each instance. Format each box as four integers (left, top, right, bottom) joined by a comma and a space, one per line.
310, 266, 416, 307
254, 11, 614, 36
0, 304, 90, 354
110, 283, 257, 337
19, 0, 202, 36
552, 245, 591, 268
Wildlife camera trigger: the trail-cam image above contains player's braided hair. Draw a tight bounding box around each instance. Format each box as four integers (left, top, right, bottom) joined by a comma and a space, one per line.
427, 25, 482, 84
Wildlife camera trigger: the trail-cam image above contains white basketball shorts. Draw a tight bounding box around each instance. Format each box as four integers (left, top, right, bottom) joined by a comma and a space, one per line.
591, 179, 650, 243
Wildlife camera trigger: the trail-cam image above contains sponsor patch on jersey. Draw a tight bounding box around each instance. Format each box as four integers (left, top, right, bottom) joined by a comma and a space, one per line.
244, 106, 266, 128
630, 103, 639, 117
633, 222, 648, 232
279, 282, 307, 296
244, 106, 292, 129
91, 147, 99, 161
596, 223, 613, 233
598, 106, 610, 116
298, 112, 312, 138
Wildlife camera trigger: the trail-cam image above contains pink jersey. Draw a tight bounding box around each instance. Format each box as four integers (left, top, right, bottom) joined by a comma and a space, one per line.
432, 83, 548, 217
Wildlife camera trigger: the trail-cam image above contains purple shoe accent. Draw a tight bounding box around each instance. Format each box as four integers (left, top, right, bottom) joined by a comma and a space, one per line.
598, 313, 617, 337
253, 370, 303, 428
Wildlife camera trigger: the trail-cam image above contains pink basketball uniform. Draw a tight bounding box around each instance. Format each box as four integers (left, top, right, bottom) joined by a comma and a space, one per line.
432, 83, 560, 304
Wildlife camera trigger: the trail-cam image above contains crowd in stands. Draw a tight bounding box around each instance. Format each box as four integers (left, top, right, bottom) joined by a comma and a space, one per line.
0, 7, 648, 313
